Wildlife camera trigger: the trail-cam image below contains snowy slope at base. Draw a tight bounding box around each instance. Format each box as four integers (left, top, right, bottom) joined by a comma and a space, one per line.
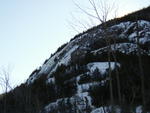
40, 92, 93, 113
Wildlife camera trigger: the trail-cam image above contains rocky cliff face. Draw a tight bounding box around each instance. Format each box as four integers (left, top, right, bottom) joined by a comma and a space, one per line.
28, 20, 150, 84
28, 20, 150, 113
0, 7, 150, 113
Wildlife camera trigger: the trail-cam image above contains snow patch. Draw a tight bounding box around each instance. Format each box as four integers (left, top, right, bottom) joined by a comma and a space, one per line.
27, 44, 78, 84
48, 45, 79, 75
92, 43, 148, 55
87, 62, 120, 75
136, 106, 142, 113
41, 92, 93, 113
91, 106, 121, 113
139, 37, 150, 44
77, 82, 100, 93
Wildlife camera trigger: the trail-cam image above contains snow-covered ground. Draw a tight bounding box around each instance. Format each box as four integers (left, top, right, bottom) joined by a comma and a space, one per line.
40, 92, 93, 113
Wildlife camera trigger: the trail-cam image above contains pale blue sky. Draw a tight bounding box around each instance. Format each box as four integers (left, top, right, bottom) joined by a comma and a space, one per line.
0, 0, 149, 92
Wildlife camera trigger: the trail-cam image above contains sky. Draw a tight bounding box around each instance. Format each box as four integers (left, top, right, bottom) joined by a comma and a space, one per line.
0, 0, 149, 93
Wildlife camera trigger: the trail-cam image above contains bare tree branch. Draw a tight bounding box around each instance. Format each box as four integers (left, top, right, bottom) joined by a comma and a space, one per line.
69, 0, 118, 34
73, 0, 100, 20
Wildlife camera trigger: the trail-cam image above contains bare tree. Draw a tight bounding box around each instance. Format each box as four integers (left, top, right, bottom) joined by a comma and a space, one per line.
71, 0, 120, 112
0, 66, 12, 113
69, 0, 118, 33
75, 0, 116, 23
0, 68, 12, 93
